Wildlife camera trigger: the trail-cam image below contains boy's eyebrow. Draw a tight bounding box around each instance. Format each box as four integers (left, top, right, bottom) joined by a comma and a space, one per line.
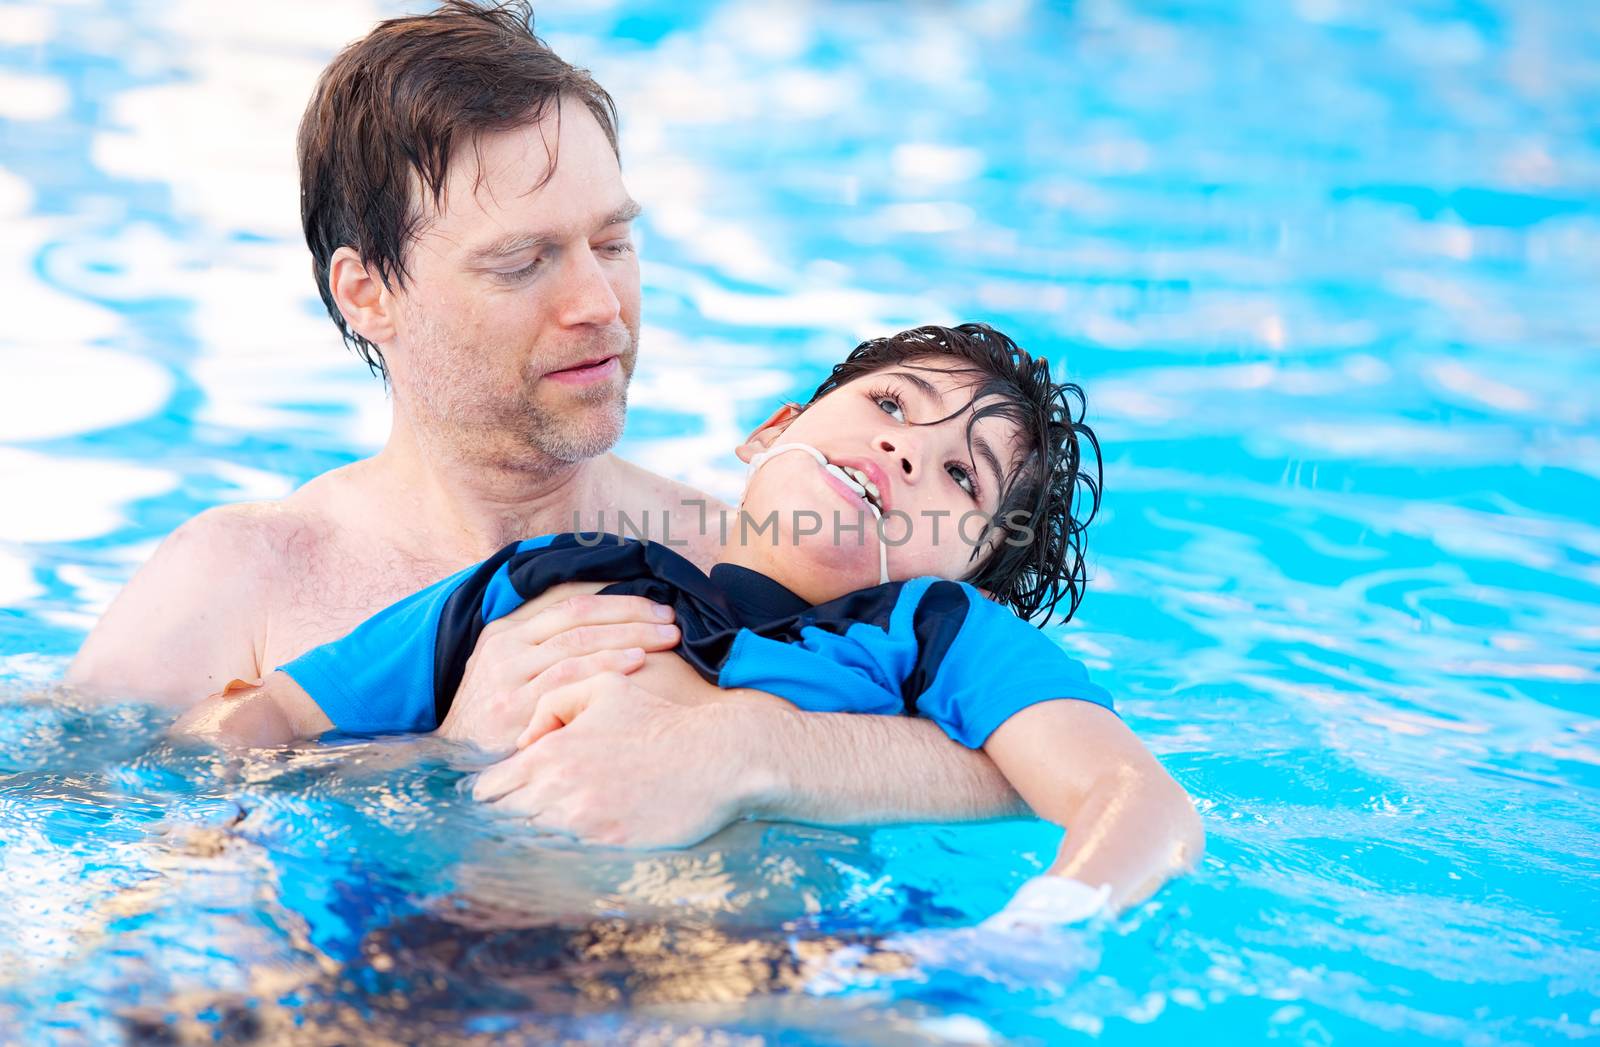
886, 370, 942, 403
465, 200, 643, 263
971, 434, 1005, 498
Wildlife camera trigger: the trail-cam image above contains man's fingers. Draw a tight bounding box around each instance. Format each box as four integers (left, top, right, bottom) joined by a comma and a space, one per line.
520, 593, 674, 647
472, 743, 542, 802
525, 621, 679, 669
515, 710, 562, 750
482, 624, 669, 699
474, 672, 631, 797
538, 646, 647, 689
516, 649, 643, 748
535, 672, 628, 734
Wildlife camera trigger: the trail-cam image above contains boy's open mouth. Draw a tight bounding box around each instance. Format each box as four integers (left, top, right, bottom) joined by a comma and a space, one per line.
822, 460, 885, 514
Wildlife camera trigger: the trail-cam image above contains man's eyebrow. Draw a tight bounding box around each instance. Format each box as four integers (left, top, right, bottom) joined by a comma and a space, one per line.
604, 199, 644, 227
465, 200, 643, 263
466, 230, 556, 263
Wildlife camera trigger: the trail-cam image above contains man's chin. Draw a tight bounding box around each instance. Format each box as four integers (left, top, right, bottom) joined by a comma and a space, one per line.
524, 402, 627, 464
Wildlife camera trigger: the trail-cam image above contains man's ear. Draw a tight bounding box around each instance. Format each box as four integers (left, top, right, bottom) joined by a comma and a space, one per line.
327, 246, 398, 346
734, 402, 803, 464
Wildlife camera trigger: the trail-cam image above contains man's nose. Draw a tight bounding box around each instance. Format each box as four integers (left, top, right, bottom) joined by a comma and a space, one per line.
553, 245, 622, 327
874, 433, 921, 482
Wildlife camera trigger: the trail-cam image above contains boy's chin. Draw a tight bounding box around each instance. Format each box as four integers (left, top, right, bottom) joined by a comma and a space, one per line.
788, 538, 882, 593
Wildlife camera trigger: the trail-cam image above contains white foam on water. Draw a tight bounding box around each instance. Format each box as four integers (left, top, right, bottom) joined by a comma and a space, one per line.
0, 549, 41, 605
0, 4, 54, 46
0, 448, 177, 544
55, 562, 132, 620
892, 143, 986, 185
91, 1, 383, 238
184, 237, 392, 452
0, 71, 67, 121
0, 345, 173, 443
677, 271, 955, 338
875, 201, 979, 235
73, 5, 397, 452
0, 175, 121, 352
0, 164, 31, 216
39, 220, 200, 301
210, 461, 295, 502
619, 323, 791, 500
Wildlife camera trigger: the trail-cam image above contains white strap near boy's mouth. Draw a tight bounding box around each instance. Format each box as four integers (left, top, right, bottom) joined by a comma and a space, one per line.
745, 441, 889, 585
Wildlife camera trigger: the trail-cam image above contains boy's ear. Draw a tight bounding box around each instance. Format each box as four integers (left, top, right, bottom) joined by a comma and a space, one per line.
734, 402, 803, 464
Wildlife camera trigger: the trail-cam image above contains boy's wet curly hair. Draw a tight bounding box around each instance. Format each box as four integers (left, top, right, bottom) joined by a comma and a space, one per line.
803, 323, 1102, 624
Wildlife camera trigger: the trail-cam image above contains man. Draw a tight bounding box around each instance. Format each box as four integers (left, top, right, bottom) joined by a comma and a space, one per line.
68, 1, 1023, 845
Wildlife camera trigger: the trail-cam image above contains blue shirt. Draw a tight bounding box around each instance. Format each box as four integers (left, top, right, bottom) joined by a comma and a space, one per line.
281, 534, 1114, 748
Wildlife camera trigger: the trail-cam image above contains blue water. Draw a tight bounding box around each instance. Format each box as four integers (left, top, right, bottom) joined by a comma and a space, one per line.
2, 0, 1598, 1042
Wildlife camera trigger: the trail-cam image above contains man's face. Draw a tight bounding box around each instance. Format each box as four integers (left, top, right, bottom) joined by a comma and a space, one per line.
737, 359, 1024, 602
385, 103, 641, 467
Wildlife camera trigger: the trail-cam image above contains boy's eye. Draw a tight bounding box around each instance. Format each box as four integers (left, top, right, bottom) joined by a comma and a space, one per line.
946, 462, 977, 497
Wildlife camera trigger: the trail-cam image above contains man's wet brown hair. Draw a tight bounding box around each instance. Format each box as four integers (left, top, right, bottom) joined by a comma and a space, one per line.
803, 324, 1103, 624
298, 0, 618, 379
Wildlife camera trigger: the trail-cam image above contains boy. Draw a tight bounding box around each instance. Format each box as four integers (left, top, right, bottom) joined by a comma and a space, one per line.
176, 324, 1203, 925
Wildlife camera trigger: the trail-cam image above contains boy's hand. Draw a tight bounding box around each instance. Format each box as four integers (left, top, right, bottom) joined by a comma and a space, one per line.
434, 593, 678, 751
983, 875, 1112, 933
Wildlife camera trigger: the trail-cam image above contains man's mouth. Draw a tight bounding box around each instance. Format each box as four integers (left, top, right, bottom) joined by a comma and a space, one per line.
544, 355, 620, 385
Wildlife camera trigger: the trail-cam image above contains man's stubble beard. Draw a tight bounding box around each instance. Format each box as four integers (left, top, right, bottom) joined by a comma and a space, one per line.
403, 314, 639, 471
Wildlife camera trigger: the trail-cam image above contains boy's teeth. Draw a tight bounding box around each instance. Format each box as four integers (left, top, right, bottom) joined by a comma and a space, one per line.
847, 468, 881, 504
825, 462, 882, 510
824, 463, 864, 494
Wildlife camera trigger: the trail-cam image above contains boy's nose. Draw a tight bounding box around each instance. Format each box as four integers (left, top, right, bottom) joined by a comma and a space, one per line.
875, 435, 918, 481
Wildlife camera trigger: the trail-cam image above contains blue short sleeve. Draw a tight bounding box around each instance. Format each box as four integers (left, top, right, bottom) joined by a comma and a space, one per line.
909, 582, 1115, 749
278, 561, 481, 734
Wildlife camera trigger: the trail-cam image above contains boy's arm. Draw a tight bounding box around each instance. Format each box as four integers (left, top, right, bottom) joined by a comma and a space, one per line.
169, 673, 333, 748
982, 699, 1205, 912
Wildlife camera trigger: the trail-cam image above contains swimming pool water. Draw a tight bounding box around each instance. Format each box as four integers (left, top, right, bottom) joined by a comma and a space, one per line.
2, 0, 1597, 1042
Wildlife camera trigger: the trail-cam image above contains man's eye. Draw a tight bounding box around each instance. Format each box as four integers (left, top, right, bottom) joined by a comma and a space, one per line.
599, 238, 634, 257
495, 259, 545, 282
947, 462, 977, 497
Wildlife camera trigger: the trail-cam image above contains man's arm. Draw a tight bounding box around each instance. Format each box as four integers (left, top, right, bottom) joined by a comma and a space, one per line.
739, 703, 1028, 824
67, 506, 277, 706
471, 673, 1027, 848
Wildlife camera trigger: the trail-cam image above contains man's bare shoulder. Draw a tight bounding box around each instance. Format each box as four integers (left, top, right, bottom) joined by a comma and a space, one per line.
170, 498, 327, 563
67, 474, 352, 704
602, 455, 731, 567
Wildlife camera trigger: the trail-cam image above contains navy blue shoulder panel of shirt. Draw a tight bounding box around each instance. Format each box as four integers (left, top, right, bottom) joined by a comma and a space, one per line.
280, 533, 1114, 746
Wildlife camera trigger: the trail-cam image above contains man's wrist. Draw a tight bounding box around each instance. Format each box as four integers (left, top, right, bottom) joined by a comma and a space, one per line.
705, 698, 792, 821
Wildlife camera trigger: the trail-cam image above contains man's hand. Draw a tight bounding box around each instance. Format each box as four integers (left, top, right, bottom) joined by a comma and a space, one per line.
467, 652, 1026, 845
433, 593, 680, 752
471, 674, 766, 848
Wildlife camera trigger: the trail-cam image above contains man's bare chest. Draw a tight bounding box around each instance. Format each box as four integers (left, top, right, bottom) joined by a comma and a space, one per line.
258, 536, 471, 673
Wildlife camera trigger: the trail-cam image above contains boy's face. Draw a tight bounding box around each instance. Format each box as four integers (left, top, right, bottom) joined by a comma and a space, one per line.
733, 358, 1022, 603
